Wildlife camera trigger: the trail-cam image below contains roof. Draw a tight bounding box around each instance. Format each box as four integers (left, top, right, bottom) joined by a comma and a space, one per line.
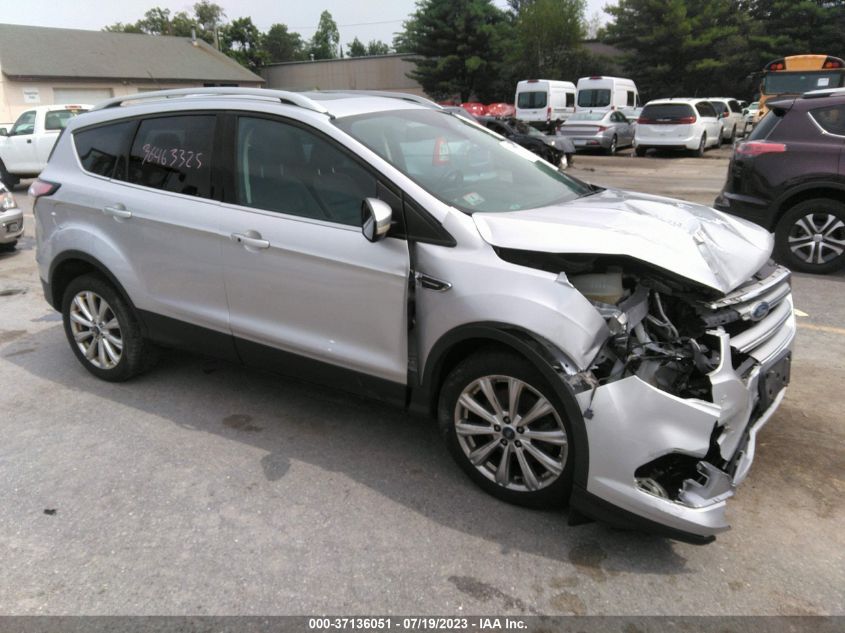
0, 23, 263, 84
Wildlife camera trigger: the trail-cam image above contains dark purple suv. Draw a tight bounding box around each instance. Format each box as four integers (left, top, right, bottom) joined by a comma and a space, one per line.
715, 89, 845, 274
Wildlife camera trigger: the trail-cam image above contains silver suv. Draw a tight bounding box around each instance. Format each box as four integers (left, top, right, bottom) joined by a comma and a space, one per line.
33, 88, 796, 543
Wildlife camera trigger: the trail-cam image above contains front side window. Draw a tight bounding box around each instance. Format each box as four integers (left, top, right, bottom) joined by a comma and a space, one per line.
11, 111, 36, 136
236, 116, 376, 226
127, 115, 215, 198
517, 91, 547, 109
74, 120, 137, 179
578, 89, 611, 108
335, 109, 590, 214
810, 105, 845, 136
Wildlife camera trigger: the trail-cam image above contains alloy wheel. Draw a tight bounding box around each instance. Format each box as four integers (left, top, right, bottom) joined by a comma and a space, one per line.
788, 212, 845, 265
69, 291, 123, 370
454, 375, 568, 492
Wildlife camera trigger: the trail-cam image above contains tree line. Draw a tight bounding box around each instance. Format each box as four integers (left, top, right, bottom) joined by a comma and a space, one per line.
105, 0, 845, 102
104, 1, 392, 70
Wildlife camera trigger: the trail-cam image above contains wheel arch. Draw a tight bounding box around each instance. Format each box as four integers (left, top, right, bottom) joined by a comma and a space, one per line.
412, 322, 590, 489
48, 250, 136, 315
773, 184, 845, 227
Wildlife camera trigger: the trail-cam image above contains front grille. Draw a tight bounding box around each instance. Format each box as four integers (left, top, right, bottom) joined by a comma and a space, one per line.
698, 262, 792, 361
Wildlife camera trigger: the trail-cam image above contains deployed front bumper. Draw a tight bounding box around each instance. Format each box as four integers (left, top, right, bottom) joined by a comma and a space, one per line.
573, 270, 796, 542
0, 207, 24, 244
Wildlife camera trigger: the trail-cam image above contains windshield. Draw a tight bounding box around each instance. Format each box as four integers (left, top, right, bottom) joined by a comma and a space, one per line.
764, 71, 844, 95
517, 91, 547, 109
335, 109, 590, 213
567, 112, 606, 122
578, 89, 611, 108
510, 119, 544, 137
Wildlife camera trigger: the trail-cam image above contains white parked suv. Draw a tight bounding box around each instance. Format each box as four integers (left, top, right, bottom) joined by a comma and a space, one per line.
708, 98, 745, 142
635, 98, 724, 156
32, 88, 795, 544
0, 104, 90, 186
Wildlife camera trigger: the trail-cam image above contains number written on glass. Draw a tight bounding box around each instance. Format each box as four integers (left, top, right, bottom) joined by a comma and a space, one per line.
141, 143, 204, 169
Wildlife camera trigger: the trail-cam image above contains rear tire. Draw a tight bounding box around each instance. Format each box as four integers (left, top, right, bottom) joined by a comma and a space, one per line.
0, 240, 17, 252
774, 198, 845, 274
606, 135, 618, 156
438, 349, 575, 509
693, 135, 706, 157
61, 274, 157, 381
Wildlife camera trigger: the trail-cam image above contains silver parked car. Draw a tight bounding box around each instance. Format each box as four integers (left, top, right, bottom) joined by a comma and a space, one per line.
33, 88, 795, 543
0, 181, 22, 251
557, 110, 634, 154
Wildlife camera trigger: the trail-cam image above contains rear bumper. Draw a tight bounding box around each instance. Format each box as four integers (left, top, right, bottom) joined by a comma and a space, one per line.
0, 207, 23, 244
559, 134, 611, 150
634, 134, 699, 150
713, 191, 776, 231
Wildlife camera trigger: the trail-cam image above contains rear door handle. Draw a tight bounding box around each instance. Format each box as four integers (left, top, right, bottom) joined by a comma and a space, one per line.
231, 232, 270, 250
103, 204, 132, 219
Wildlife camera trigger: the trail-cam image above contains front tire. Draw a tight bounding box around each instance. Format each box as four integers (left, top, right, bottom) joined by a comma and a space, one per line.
61, 274, 156, 381
774, 198, 845, 274
635, 146, 647, 157
0, 240, 17, 252
438, 350, 574, 509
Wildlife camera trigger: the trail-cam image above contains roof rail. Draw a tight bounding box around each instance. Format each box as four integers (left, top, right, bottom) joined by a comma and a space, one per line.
315, 90, 443, 109
803, 87, 845, 99
90, 87, 332, 116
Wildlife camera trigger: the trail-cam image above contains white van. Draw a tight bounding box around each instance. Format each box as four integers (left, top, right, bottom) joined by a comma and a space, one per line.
576, 76, 640, 116
515, 79, 577, 129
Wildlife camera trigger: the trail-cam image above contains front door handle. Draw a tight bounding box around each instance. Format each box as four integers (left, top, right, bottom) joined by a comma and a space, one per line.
103, 204, 132, 219
231, 231, 270, 250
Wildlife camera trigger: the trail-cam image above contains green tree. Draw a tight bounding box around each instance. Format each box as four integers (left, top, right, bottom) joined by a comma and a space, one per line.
367, 40, 391, 55
103, 22, 145, 33
264, 23, 306, 62
512, 0, 585, 79
348, 37, 367, 57
309, 10, 340, 59
400, 0, 513, 102
220, 17, 268, 70
748, 0, 845, 60
194, 0, 225, 45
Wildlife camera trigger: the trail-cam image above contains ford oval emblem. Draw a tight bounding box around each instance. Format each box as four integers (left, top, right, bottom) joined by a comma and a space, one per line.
750, 301, 771, 321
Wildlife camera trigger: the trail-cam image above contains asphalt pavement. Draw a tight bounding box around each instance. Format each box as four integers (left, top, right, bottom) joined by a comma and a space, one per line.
0, 152, 843, 616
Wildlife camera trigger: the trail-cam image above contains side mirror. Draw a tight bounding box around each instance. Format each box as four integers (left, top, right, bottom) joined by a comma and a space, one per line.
0, 128, 8, 136
362, 198, 392, 242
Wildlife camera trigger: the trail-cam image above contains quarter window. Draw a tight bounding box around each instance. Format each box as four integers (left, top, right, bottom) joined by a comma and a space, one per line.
810, 105, 845, 136
236, 116, 376, 226
127, 115, 215, 198
74, 120, 137, 179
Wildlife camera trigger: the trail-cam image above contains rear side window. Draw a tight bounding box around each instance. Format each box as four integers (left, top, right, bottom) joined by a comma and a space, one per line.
626, 91, 635, 107
566, 93, 575, 108
127, 115, 215, 198
517, 91, 547, 109
74, 120, 137, 178
810, 105, 845, 136
710, 102, 728, 116
696, 102, 717, 118
748, 110, 784, 140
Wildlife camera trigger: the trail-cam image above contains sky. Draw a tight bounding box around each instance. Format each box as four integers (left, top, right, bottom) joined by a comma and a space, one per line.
0, 0, 610, 47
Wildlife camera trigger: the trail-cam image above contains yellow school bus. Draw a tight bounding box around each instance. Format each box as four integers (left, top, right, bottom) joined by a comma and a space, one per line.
759, 54, 845, 115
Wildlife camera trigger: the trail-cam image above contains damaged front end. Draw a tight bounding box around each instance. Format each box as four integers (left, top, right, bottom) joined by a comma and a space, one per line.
498, 248, 795, 542
568, 259, 794, 541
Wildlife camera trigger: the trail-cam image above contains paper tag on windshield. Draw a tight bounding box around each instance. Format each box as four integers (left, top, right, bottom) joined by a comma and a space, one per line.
818, 77, 830, 87
462, 192, 485, 206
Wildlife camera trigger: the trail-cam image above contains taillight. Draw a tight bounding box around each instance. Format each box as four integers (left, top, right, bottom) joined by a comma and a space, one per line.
595, 125, 608, 132
546, 106, 551, 120
823, 56, 843, 69
676, 116, 696, 124
637, 117, 651, 124
735, 141, 787, 157
28, 179, 60, 199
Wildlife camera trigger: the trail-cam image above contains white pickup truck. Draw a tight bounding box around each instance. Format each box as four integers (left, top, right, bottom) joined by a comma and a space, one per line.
0, 104, 90, 186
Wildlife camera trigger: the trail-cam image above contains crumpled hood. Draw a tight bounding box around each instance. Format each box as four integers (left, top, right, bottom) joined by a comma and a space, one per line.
472, 188, 773, 294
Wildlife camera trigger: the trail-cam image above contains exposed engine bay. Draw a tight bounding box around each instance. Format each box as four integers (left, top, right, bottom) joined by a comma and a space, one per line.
495, 248, 794, 514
